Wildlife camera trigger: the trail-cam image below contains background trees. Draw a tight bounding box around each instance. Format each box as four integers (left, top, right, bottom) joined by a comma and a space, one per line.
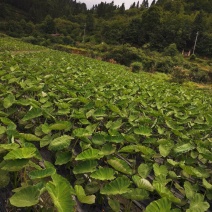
0, 0, 211, 56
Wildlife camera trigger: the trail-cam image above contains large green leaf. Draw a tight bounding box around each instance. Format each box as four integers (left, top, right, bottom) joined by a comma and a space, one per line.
75, 148, 103, 161
90, 168, 115, 181
132, 175, 154, 192
22, 107, 43, 121
101, 143, 116, 155
109, 119, 123, 130
158, 139, 174, 157
20, 133, 41, 142
55, 151, 72, 165
72, 128, 91, 137
108, 135, 124, 143
107, 157, 133, 175
123, 188, 149, 200
75, 185, 95, 204
138, 163, 151, 178
29, 168, 56, 179
107, 103, 121, 114
40, 134, 52, 147
202, 178, 212, 190
10, 185, 40, 207
4, 147, 37, 160
137, 145, 156, 157
3, 94, 16, 108
145, 198, 172, 212
153, 163, 168, 177
92, 134, 106, 145
0, 117, 16, 126
154, 183, 181, 203
73, 160, 98, 174
186, 193, 210, 212
0, 159, 29, 171
49, 121, 72, 131
180, 164, 209, 178
165, 119, 183, 131
100, 177, 131, 195
167, 159, 179, 167
0, 143, 20, 151
134, 126, 152, 137
119, 145, 137, 153
85, 181, 100, 194
197, 147, 212, 161
41, 123, 51, 134
184, 181, 196, 199
46, 173, 75, 212
48, 135, 73, 151
108, 199, 120, 212
174, 143, 195, 154
0, 125, 6, 135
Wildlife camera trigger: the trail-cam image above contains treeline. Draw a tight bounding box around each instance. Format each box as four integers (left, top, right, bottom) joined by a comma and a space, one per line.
0, 0, 212, 56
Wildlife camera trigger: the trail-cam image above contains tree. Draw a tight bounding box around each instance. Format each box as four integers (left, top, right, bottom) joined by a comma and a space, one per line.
130, 2, 136, 9
119, 3, 125, 14
40, 15, 55, 34
151, 0, 156, 7
86, 14, 95, 33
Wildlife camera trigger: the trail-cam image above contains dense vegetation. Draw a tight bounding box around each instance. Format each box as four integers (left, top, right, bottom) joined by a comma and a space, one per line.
0, 0, 212, 57
0, 37, 212, 211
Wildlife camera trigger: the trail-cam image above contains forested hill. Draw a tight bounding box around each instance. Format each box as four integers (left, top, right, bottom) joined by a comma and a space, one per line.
0, 0, 212, 56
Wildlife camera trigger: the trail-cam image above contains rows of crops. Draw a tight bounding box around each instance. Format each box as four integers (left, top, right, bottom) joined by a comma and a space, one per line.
0, 40, 212, 211
0, 36, 47, 52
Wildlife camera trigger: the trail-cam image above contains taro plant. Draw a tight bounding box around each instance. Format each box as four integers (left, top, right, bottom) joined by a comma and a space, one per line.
0, 37, 211, 211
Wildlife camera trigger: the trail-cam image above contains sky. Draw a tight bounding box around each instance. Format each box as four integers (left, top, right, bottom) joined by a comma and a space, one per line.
81, 0, 153, 9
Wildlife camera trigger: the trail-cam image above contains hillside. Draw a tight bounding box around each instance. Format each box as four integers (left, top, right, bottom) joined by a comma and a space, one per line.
0, 0, 212, 57
0, 36, 212, 212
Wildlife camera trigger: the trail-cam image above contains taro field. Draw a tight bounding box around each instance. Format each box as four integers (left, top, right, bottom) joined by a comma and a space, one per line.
0, 38, 212, 212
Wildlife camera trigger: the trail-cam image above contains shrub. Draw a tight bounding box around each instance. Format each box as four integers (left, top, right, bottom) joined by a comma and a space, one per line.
163, 43, 179, 57
21, 36, 38, 45
189, 68, 211, 83
141, 56, 156, 72
156, 56, 175, 74
0, 33, 7, 37
103, 44, 143, 66
131, 62, 143, 72
171, 66, 189, 83
190, 54, 196, 61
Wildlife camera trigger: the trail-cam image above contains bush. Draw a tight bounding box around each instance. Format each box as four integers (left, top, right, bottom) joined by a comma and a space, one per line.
130, 62, 143, 72
163, 43, 179, 57
141, 57, 156, 72
0, 33, 7, 37
21, 36, 38, 45
103, 44, 143, 66
156, 56, 175, 74
189, 68, 211, 83
171, 66, 189, 83
190, 54, 196, 61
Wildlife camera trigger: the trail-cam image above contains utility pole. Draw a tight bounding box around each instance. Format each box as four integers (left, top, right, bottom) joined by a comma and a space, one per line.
193, 31, 199, 55
82, 23, 86, 43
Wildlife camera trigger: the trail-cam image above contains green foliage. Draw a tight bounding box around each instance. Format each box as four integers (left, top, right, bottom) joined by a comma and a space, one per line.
131, 62, 143, 73
10, 185, 41, 207
190, 54, 196, 61
90, 168, 115, 181
145, 198, 172, 212
75, 185, 95, 204
0, 39, 211, 211
163, 43, 179, 57
46, 174, 75, 212
100, 177, 131, 195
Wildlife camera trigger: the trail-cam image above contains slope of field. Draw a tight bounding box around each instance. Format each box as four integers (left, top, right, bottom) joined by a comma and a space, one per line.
0, 37, 212, 211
